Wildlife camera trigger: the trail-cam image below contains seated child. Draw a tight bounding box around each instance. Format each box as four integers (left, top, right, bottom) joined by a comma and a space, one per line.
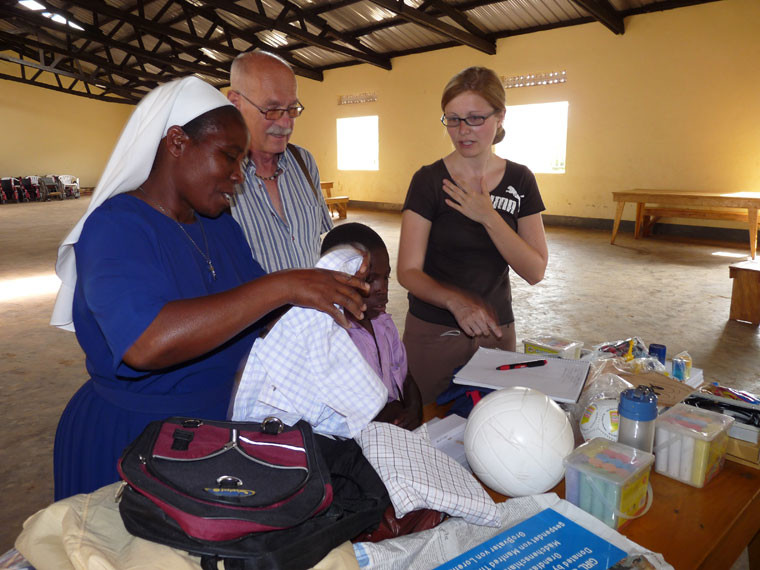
321, 223, 422, 430
230, 244, 387, 437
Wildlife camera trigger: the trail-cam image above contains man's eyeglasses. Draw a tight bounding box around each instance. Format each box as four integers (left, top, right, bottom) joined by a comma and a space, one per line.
440, 110, 498, 127
234, 90, 305, 120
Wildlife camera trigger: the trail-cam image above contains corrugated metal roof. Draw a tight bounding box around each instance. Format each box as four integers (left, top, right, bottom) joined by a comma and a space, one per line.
0, 0, 721, 102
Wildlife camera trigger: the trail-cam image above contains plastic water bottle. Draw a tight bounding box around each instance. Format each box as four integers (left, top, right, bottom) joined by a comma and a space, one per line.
618, 385, 658, 453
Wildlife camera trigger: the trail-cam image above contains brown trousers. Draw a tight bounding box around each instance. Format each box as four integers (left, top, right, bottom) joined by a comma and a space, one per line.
402, 312, 516, 405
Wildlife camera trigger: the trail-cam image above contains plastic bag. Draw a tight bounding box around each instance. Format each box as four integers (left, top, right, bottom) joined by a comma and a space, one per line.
569, 372, 633, 443
592, 337, 648, 361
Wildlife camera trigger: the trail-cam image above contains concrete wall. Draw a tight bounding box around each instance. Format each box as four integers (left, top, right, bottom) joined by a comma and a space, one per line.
0, 73, 132, 188
1, 0, 758, 226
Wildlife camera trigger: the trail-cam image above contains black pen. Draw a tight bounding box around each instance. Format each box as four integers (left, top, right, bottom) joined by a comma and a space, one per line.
496, 359, 547, 371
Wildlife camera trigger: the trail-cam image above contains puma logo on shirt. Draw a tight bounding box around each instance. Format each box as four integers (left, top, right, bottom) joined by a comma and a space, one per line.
491, 185, 523, 215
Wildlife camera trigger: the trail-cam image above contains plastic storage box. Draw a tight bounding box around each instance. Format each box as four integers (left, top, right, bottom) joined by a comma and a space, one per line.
522, 335, 583, 359
564, 437, 654, 529
654, 403, 734, 488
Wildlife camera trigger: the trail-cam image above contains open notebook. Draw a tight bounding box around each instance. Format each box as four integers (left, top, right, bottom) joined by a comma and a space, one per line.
453, 347, 590, 403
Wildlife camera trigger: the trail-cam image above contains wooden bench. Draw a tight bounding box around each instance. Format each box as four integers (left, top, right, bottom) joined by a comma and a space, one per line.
611, 189, 760, 259
320, 181, 349, 219
729, 260, 760, 325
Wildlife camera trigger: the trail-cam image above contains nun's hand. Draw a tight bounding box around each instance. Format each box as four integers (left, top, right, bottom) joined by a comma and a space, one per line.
284, 269, 369, 328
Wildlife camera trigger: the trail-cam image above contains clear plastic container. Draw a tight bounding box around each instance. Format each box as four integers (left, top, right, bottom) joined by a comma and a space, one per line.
564, 437, 654, 529
522, 335, 583, 359
618, 386, 658, 453
654, 403, 734, 488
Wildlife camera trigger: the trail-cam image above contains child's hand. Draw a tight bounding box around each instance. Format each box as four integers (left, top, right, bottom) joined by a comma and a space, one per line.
374, 399, 422, 430
393, 406, 422, 430
373, 400, 404, 425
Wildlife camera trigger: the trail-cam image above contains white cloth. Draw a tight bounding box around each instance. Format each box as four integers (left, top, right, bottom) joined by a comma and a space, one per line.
50, 76, 233, 331
355, 421, 501, 527
230, 246, 388, 438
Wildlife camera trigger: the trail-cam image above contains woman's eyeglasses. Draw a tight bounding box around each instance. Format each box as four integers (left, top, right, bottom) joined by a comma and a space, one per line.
234, 90, 305, 120
440, 110, 498, 127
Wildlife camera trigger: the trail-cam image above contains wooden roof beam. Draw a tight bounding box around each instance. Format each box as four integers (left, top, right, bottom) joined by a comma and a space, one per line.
173, 0, 323, 80
276, 0, 387, 63
0, 4, 230, 80
569, 0, 625, 34
0, 52, 142, 102
65, 0, 321, 80
207, 0, 391, 70
0, 30, 160, 85
367, 0, 495, 54
424, 0, 488, 37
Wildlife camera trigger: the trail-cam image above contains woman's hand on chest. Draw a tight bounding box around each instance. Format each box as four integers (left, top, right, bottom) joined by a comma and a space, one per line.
442, 176, 500, 226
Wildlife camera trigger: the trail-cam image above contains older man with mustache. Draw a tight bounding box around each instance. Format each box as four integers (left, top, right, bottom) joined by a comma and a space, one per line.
228, 51, 333, 272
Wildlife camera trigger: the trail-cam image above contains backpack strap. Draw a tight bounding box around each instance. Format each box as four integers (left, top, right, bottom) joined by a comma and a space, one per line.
202, 555, 246, 570
287, 143, 320, 202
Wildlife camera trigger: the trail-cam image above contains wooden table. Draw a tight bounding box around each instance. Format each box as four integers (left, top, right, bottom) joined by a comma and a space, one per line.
320, 181, 349, 219
423, 404, 760, 569
610, 190, 760, 259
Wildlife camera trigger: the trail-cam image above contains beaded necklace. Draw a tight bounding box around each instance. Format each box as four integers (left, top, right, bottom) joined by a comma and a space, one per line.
254, 167, 283, 181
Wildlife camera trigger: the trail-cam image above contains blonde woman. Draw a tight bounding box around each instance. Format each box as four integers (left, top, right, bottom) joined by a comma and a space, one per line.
398, 66, 549, 404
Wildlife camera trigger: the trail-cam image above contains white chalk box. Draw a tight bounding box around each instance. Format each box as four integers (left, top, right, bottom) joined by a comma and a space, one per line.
563, 437, 654, 530
654, 403, 734, 488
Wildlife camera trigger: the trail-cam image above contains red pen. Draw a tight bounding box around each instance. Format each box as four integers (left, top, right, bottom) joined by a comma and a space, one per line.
496, 359, 547, 370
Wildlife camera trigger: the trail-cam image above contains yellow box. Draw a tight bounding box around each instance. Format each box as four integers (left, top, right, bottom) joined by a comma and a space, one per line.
563, 438, 654, 529
654, 404, 734, 487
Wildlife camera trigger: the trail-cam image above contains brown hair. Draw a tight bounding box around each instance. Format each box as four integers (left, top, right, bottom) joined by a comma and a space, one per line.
441, 66, 505, 144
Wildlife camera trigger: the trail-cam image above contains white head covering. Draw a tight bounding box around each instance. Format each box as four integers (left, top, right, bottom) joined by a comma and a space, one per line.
50, 76, 233, 331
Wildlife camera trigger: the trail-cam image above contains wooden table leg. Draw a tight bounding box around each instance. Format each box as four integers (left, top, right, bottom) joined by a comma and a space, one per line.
635, 202, 645, 238
749, 530, 760, 570
748, 206, 758, 260
643, 215, 659, 238
611, 201, 625, 244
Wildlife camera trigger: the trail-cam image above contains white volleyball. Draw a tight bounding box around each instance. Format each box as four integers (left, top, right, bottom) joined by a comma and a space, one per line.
464, 387, 575, 497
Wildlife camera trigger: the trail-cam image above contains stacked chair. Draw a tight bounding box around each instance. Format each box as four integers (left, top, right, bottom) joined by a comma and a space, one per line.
0, 174, 81, 204
1, 177, 25, 203
40, 175, 64, 200
57, 175, 81, 199
21, 176, 44, 201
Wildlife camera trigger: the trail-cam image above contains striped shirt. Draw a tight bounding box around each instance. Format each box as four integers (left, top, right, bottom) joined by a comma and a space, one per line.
231, 144, 333, 273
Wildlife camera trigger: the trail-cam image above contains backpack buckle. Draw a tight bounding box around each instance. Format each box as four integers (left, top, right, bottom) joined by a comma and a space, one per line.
261, 417, 284, 435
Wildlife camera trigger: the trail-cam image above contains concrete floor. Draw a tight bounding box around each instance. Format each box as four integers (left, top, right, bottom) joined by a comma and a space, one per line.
1, 198, 757, 567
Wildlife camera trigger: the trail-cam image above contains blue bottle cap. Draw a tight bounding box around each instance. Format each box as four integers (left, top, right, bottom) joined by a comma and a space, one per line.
618, 385, 658, 421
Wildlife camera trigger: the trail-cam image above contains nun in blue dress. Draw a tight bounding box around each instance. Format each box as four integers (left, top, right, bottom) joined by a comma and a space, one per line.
50, 76, 369, 500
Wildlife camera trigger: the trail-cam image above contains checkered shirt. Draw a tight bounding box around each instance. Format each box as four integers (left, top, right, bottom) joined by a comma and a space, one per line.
355, 421, 501, 526
230, 246, 388, 437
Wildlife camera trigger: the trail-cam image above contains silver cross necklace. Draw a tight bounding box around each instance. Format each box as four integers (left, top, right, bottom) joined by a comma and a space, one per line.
138, 186, 216, 280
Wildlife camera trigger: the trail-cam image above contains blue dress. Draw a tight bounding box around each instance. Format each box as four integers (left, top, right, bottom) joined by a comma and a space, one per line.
54, 194, 266, 500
